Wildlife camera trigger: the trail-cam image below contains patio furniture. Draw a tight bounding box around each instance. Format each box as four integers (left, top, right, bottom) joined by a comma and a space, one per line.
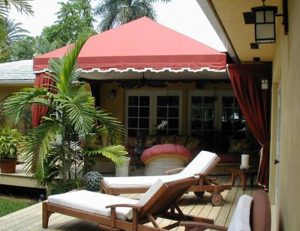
101, 151, 232, 206
141, 144, 193, 176
179, 190, 271, 231
42, 176, 214, 230
230, 168, 258, 191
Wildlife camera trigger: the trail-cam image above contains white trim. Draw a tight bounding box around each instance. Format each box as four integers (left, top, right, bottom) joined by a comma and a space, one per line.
34, 67, 226, 75
0, 80, 34, 85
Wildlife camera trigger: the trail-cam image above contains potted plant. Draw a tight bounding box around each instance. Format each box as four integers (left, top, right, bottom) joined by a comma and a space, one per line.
0, 127, 23, 173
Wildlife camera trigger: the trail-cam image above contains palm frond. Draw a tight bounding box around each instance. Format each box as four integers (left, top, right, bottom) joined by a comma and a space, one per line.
94, 109, 125, 143
3, 87, 49, 124
84, 144, 128, 165
23, 118, 61, 181
59, 87, 96, 134
48, 35, 88, 95
3, 0, 33, 15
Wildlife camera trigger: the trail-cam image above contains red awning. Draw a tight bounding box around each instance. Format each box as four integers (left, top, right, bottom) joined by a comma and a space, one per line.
34, 17, 226, 74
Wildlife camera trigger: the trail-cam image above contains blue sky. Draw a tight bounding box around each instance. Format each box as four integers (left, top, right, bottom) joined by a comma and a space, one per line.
8, 0, 226, 52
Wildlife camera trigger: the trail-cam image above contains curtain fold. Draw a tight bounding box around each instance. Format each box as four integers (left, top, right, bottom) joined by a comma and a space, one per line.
32, 73, 52, 127
228, 64, 272, 188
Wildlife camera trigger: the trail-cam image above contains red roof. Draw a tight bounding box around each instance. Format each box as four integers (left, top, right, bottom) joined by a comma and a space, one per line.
34, 17, 226, 72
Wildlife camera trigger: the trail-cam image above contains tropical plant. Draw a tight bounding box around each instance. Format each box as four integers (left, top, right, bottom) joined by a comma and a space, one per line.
41, 0, 95, 48
94, 0, 171, 31
11, 36, 59, 60
0, 127, 23, 159
3, 34, 128, 184
0, 0, 33, 18
0, 18, 28, 61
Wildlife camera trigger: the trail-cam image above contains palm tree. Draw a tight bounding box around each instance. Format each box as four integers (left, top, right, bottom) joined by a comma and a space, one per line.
94, 0, 171, 31
0, 18, 28, 61
1, 18, 28, 44
3, 34, 127, 183
0, 0, 33, 17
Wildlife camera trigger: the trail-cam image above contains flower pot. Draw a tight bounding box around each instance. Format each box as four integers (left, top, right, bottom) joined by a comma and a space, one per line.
0, 159, 17, 173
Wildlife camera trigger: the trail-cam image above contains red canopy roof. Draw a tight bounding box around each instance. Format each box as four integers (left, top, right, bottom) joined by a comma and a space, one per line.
34, 17, 226, 73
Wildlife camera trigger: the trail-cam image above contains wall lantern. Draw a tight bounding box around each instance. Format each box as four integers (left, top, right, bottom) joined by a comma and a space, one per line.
108, 89, 116, 99
244, 0, 288, 44
252, 4, 278, 43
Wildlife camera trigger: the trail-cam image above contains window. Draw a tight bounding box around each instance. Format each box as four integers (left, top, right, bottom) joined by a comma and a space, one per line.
222, 96, 245, 133
189, 90, 245, 136
127, 96, 150, 137
190, 96, 215, 136
126, 91, 181, 137
156, 96, 180, 135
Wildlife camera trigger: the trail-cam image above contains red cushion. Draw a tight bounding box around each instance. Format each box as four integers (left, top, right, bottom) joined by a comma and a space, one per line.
141, 144, 192, 164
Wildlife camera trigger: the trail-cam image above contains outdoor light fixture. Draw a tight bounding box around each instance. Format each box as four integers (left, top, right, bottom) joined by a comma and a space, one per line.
108, 89, 116, 99
252, 1, 278, 43
244, 0, 288, 44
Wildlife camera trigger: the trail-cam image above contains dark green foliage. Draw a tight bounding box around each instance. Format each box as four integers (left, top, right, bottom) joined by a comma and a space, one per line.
41, 0, 95, 47
94, 0, 172, 31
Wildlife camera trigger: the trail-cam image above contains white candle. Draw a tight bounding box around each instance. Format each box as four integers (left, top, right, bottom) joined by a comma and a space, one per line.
241, 154, 250, 169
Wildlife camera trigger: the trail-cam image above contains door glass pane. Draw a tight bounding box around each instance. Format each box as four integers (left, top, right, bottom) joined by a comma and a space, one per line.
156, 96, 179, 135
191, 96, 215, 135
221, 96, 245, 136
127, 95, 150, 136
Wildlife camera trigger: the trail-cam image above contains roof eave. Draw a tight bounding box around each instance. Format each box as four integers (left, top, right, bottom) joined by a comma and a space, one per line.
196, 0, 240, 64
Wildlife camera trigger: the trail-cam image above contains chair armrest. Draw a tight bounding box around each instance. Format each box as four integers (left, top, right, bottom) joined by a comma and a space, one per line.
106, 203, 142, 210
165, 167, 184, 175
180, 221, 228, 231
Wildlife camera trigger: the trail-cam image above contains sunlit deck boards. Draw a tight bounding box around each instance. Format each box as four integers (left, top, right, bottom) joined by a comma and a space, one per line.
0, 176, 261, 231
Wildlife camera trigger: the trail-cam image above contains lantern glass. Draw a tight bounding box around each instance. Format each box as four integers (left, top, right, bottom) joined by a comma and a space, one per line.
252, 6, 278, 43
256, 24, 275, 40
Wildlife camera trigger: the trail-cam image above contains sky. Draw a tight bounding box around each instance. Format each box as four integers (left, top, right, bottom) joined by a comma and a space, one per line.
8, 0, 226, 52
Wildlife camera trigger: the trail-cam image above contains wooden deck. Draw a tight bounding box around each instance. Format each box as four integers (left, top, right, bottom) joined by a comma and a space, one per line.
0, 175, 269, 231
0, 164, 46, 189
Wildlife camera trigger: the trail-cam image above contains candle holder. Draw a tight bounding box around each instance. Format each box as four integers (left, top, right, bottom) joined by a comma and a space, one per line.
240, 154, 250, 170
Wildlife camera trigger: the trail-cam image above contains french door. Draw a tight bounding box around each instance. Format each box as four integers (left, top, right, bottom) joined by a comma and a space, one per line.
126, 90, 182, 137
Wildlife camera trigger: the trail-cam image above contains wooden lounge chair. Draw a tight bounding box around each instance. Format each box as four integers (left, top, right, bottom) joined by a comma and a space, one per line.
42, 176, 215, 230
101, 151, 232, 206
179, 190, 271, 231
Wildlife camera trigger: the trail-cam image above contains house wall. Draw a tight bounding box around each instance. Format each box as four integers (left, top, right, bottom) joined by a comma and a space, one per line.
271, 0, 300, 229
0, 85, 29, 101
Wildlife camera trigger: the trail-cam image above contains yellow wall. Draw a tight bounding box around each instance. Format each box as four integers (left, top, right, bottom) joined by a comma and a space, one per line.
0, 85, 30, 101
271, 0, 300, 229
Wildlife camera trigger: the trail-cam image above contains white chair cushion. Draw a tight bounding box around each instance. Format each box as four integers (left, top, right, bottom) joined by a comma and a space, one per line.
228, 194, 252, 231
48, 190, 138, 220
180, 151, 218, 175
103, 173, 191, 188
103, 151, 217, 189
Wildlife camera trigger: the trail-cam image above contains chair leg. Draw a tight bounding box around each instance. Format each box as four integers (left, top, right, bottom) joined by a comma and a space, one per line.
42, 202, 50, 228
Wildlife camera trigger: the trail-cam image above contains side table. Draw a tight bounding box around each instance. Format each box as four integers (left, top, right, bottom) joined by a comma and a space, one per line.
229, 168, 258, 191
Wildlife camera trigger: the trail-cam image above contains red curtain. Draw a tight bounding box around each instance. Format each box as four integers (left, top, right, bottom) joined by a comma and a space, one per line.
32, 73, 52, 127
228, 64, 271, 189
